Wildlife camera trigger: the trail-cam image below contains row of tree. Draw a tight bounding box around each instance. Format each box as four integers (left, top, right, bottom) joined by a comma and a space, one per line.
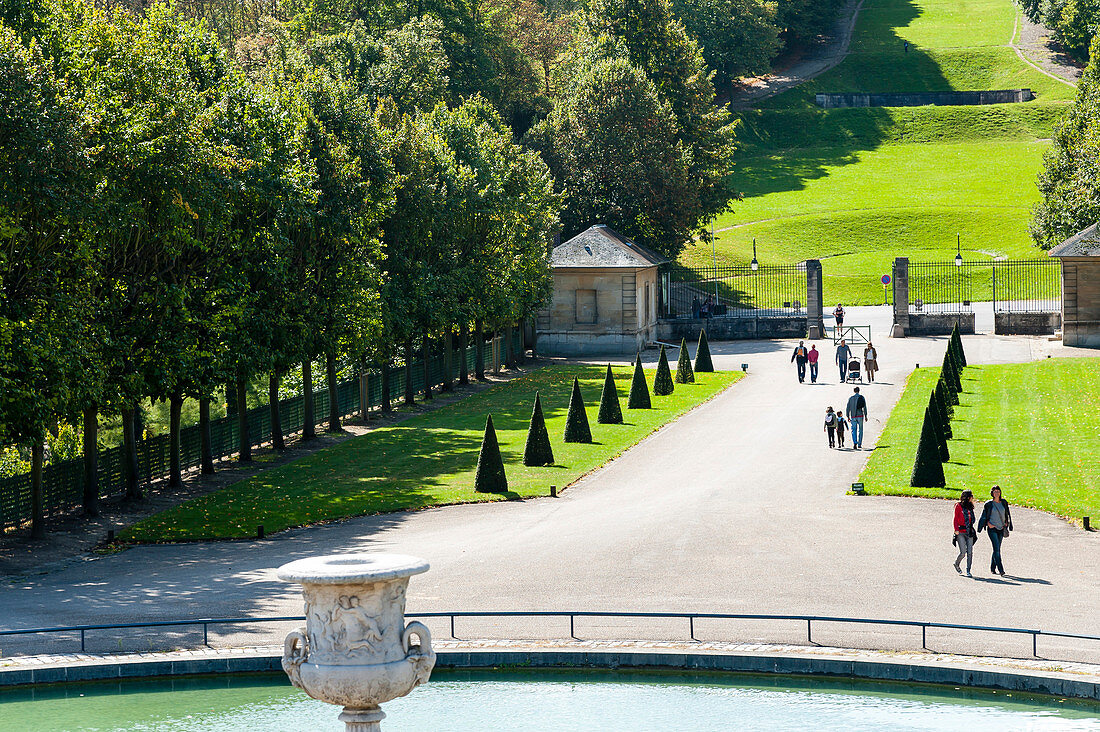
1019, 0, 1100, 63
911, 326, 967, 488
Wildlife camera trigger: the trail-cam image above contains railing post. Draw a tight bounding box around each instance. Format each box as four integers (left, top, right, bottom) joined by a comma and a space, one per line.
450, 615, 456, 639
570, 615, 576, 640
81, 628, 85, 652
807, 619, 812, 644
922, 625, 927, 650
689, 616, 695, 642
1033, 632, 1038, 657
203, 622, 209, 647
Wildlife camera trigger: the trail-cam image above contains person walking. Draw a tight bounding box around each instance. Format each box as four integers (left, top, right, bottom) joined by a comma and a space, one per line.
833, 303, 845, 330
846, 386, 868, 449
863, 342, 879, 383
953, 489, 977, 576
835, 412, 847, 448
836, 339, 851, 381
808, 344, 820, 383
977, 486, 1014, 576
791, 340, 808, 383
824, 407, 837, 447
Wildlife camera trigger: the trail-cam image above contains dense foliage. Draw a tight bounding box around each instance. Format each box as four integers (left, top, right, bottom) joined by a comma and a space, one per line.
1019, 0, 1100, 62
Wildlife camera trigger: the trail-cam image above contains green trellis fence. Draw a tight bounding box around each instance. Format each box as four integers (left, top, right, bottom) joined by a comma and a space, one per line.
0, 331, 521, 531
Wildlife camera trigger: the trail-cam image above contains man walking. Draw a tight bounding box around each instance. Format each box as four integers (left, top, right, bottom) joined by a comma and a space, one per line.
846, 386, 868, 449
836, 339, 851, 381
808, 344, 820, 383
791, 340, 808, 383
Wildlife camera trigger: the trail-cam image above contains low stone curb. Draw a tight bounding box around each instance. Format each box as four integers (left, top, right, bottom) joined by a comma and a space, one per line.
2, 640, 1099, 700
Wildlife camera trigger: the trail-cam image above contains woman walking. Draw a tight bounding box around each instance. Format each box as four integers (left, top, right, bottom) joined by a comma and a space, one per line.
836, 412, 848, 448
953, 489, 977, 576
824, 407, 837, 448
863, 342, 879, 382
977, 486, 1013, 576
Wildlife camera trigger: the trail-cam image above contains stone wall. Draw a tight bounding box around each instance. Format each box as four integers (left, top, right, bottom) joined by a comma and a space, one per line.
816, 89, 1032, 108
907, 312, 976, 336
1061, 259, 1100, 348
658, 316, 807, 341
537, 266, 658, 355
994, 312, 1062, 335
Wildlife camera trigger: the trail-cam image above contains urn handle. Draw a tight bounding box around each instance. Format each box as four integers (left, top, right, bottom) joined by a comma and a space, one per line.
282, 627, 309, 691
402, 620, 433, 656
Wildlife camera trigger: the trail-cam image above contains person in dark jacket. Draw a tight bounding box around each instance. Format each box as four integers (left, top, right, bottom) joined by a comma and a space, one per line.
976, 486, 1014, 576
953, 489, 977, 576
791, 340, 808, 383
836, 339, 851, 381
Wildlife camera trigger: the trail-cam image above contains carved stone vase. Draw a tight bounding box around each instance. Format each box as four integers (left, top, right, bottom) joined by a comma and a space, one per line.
277, 554, 436, 731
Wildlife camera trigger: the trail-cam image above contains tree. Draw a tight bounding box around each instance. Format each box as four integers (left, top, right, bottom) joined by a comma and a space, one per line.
694, 329, 713, 372
932, 388, 952, 439
670, 0, 779, 95
523, 391, 554, 465
563, 376, 592, 442
910, 411, 946, 488
936, 377, 955, 415
942, 350, 961, 392
951, 324, 967, 367
474, 413, 508, 492
597, 365, 623, 424
628, 354, 651, 408
926, 403, 949, 463
675, 338, 695, 383
653, 346, 674, 395
1032, 36, 1100, 248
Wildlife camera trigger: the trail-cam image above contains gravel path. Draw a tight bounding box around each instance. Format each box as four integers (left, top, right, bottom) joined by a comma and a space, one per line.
1013, 12, 1082, 87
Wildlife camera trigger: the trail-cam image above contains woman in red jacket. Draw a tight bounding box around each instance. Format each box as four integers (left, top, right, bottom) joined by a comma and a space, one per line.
953, 489, 977, 576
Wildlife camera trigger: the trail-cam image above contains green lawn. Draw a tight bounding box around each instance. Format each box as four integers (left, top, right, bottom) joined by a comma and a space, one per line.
858, 358, 1100, 524
690, 0, 1079, 304
122, 365, 742, 541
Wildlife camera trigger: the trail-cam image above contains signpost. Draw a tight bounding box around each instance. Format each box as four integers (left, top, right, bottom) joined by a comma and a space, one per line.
881, 274, 891, 305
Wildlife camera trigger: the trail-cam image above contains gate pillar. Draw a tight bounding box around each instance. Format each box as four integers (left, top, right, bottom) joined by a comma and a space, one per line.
806, 259, 824, 339
892, 257, 909, 337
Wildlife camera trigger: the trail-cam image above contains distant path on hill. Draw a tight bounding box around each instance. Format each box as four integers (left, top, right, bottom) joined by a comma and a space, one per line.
1011, 13, 1082, 88
728, 0, 864, 110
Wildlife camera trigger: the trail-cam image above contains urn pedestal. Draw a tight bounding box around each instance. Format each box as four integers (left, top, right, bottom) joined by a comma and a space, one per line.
277, 554, 436, 731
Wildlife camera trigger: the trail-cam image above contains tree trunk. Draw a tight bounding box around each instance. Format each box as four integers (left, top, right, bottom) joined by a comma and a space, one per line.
226, 381, 237, 418
302, 360, 316, 441
359, 365, 370, 422
404, 340, 415, 406
504, 325, 516, 369
82, 403, 99, 516
237, 375, 251, 462
517, 320, 527, 364
380, 360, 392, 414
493, 330, 502, 375
327, 351, 341, 431
31, 441, 45, 539
199, 397, 215, 474
168, 393, 183, 487
459, 325, 469, 385
422, 336, 433, 401
121, 405, 141, 499
475, 320, 485, 380
442, 330, 454, 391
270, 371, 285, 451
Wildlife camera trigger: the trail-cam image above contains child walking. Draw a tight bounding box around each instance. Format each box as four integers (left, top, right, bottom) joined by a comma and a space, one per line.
836, 412, 848, 448
824, 407, 837, 448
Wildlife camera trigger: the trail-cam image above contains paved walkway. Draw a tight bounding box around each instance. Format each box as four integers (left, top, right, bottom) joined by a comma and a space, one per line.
0, 314, 1097, 663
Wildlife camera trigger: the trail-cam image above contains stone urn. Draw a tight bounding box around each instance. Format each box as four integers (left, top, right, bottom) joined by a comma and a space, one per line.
276, 554, 436, 731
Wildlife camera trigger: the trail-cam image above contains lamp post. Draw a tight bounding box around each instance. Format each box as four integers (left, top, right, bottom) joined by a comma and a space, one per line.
751, 238, 759, 329
955, 233, 962, 267
751, 238, 759, 271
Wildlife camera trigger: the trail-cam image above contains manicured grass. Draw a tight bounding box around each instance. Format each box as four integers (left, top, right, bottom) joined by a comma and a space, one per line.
122, 365, 742, 541
858, 358, 1100, 523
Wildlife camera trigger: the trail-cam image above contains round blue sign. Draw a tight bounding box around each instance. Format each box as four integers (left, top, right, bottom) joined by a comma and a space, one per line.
881, 274, 891, 285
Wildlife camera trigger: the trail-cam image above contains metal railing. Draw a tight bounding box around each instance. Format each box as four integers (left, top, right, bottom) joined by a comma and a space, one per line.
906, 261, 981, 314
3, 611, 1099, 662
993, 260, 1062, 314
662, 264, 807, 319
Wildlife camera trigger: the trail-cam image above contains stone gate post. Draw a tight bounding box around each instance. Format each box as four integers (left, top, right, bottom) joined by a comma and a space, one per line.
806, 259, 824, 339
892, 257, 909, 337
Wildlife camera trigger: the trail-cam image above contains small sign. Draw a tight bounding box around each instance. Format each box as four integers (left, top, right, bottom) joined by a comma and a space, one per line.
881, 274, 891, 285
851, 482, 866, 494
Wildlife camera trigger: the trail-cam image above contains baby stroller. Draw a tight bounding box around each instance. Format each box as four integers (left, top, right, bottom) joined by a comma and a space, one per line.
846, 358, 862, 383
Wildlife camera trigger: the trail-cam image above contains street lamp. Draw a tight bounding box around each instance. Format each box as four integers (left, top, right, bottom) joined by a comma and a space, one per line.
955, 233, 962, 267
751, 238, 759, 271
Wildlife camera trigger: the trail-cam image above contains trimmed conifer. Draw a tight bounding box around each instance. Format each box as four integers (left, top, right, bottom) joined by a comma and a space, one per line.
563, 376, 592, 443
911, 411, 946, 487
940, 368, 959, 407
949, 324, 964, 370
523, 392, 554, 466
653, 346, 675, 396
474, 414, 508, 493
932, 387, 952, 438
955, 327, 967, 367
597, 365, 624, 424
926, 403, 949, 463
628, 355, 651, 409
936, 379, 954, 416
943, 350, 962, 392
694, 329, 714, 372
675, 338, 695, 383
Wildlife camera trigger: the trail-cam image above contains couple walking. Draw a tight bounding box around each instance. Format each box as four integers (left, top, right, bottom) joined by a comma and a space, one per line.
835, 340, 880, 382
953, 487, 1014, 577
790, 341, 820, 383
823, 387, 869, 449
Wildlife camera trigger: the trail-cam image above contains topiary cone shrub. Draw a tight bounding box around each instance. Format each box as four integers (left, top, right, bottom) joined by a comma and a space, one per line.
628, 355, 651, 409
675, 338, 695, 384
950, 323, 967, 368
694, 329, 714, 372
474, 414, 508, 493
563, 376, 592, 443
653, 346, 674, 396
936, 379, 954, 416
910, 410, 946, 488
943, 350, 962, 392
932, 387, 952, 439
523, 391, 554, 466
926, 403, 949, 463
597, 364, 623, 424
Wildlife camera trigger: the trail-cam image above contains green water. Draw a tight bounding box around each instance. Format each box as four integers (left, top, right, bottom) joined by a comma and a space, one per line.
3, 670, 1100, 731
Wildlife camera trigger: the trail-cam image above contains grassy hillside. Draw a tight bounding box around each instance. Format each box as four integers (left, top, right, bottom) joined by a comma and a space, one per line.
693, 0, 1078, 304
